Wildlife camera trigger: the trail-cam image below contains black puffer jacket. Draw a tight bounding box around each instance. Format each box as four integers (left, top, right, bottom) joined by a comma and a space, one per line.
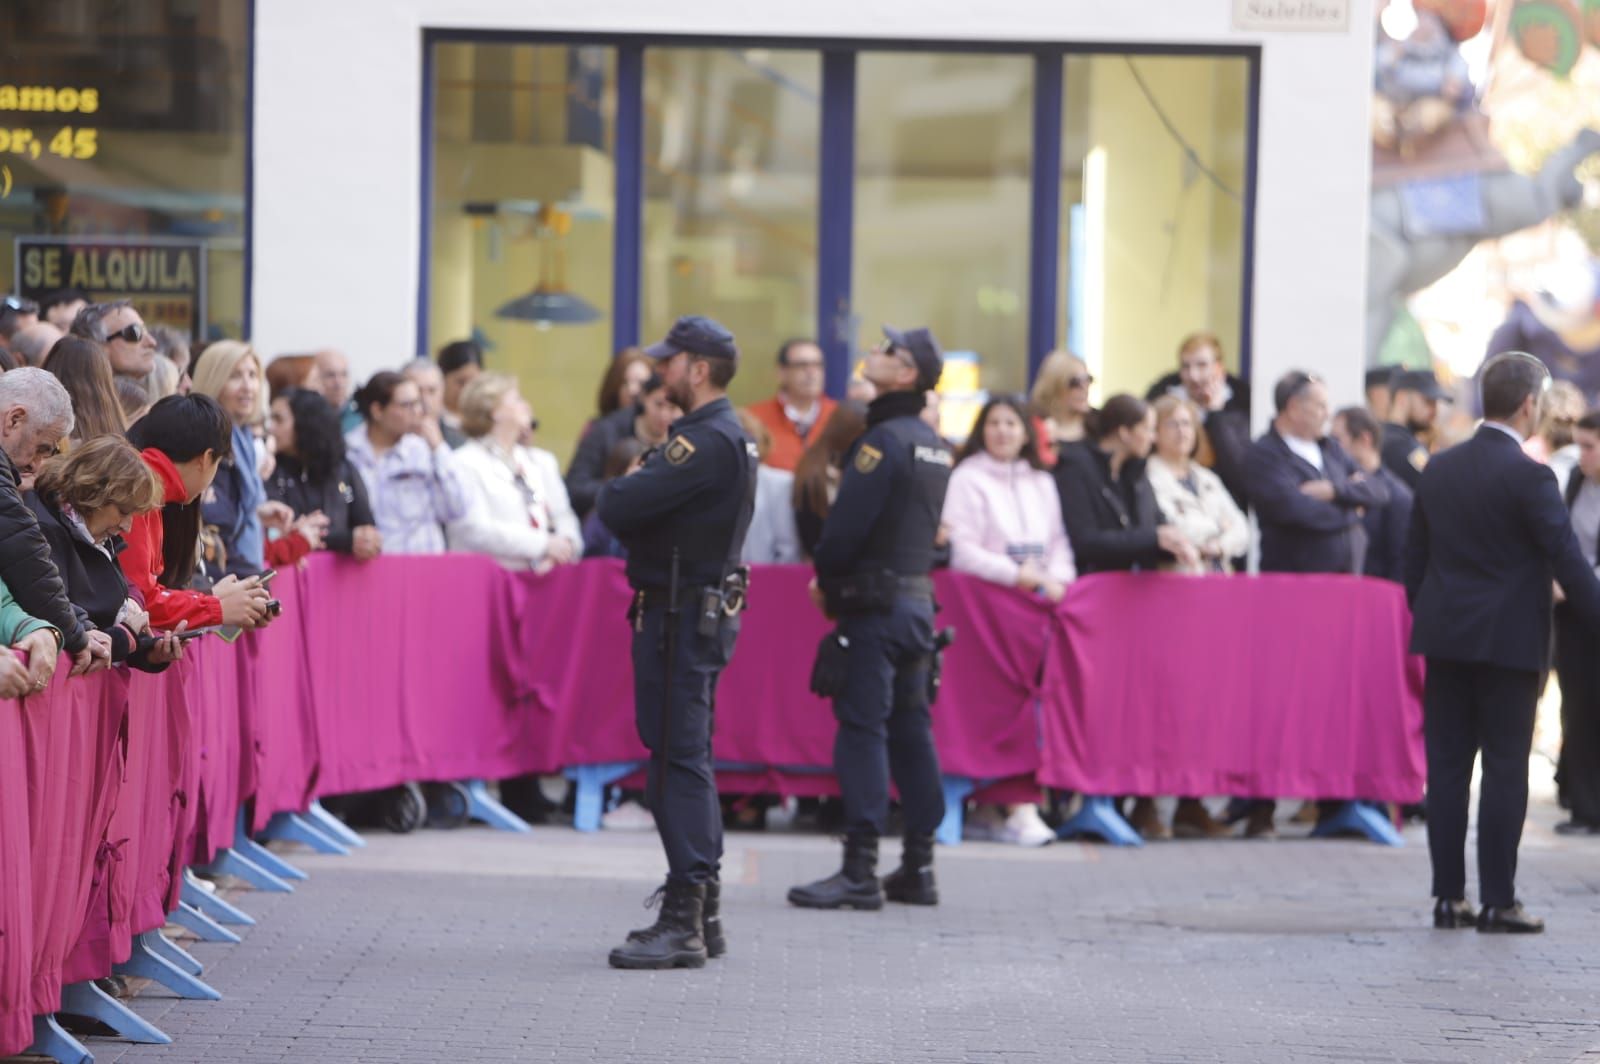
266, 454, 375, 554
1052, 440, 1171, 574
0, 448, 87, 652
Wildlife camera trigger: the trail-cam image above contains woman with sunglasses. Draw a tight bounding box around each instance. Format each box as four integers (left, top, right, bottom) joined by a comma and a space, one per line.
345, 370, 470, 555
446, 372, 580, 572
1028, 350, 1095, 467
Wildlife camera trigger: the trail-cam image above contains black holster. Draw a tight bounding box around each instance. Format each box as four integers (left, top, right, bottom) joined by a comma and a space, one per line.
809, 630, 851, 699
926, 626, 956, 704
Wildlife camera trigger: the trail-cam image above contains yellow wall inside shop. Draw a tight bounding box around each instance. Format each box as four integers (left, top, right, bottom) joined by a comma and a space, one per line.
1082, 56, 1247, 401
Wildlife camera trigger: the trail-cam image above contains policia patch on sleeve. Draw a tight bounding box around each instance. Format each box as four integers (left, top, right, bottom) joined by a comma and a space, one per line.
854, 444, 883, 474
664, 436, 697, 465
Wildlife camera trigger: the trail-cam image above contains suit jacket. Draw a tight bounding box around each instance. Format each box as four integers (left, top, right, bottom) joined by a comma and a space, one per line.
1247, 429, 1389, 574
1564, 465, 1600, 560
1361, 465, 1413, 584
1406, 424, 1600, 672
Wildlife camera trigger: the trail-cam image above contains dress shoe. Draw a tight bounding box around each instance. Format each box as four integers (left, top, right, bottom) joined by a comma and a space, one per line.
1244, 804, 1276, 839
1477, 902, 1544, 934
1432, 897, 1476, 929
1171, 799, 1230, 839
1127, 797, 1171, 840
1554, 818, 1600, 836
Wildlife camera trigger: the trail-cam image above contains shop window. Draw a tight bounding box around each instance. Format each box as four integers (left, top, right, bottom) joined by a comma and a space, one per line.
0, 1, 248, 342
641, 47, 821, 409
1060, 54, 1249, 404
429, 42, 617, 462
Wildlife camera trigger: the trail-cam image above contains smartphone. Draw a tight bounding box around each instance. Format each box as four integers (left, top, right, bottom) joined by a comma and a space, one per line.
175, 628, 211, 642
265, 599, 283, 618
256, 568, 279, 587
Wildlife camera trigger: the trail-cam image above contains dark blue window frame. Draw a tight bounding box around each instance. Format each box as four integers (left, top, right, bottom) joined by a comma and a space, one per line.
416, 29, 1260, 392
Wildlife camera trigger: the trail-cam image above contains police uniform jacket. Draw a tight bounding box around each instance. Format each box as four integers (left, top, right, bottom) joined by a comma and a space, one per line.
596, 395, 756, 590
813, 390, 951, 581
1380, 422, 1430, 490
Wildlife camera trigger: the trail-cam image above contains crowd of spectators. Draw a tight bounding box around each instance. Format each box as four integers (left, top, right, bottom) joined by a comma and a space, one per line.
4, 288, 1593, 844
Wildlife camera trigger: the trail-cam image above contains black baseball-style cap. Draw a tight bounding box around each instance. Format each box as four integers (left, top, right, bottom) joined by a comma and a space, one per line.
1391, 368, 1451, 402
644, 315, 739, 363
882, 324, 943, 391
1364, 366, 1397, 391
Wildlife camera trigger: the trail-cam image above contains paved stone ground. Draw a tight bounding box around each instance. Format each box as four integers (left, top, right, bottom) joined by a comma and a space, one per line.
42, 774, 1600, 1064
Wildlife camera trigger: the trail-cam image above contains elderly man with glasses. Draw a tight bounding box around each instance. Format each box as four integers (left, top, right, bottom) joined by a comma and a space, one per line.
70, 299, 159, 379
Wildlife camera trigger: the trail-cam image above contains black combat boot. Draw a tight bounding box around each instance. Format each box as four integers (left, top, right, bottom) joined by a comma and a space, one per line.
702, 877, 727, 958
787, 832, 883, 910
608, 879, 708, 969
881, 831, 938, 905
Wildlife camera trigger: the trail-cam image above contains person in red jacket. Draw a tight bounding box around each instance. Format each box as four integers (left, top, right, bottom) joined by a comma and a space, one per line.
744, 338, 836, 472
121, 394, 274, 632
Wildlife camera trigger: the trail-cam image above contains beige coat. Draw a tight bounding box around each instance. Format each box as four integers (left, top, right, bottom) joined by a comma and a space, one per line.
1146, 455, 1250, 574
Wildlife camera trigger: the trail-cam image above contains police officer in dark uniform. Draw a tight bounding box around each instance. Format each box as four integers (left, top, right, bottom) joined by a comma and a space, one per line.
596, 315, 758, 969
789, 325, 952, 912
1381, 369, 1451, 490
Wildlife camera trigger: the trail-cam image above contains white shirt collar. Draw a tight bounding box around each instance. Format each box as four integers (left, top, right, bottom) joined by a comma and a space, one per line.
1283, 433, 1325, 472
1482, 420, 1524, 445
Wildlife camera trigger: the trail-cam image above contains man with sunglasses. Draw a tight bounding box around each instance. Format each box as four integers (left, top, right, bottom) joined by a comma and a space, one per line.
790, 325, 952, 913
71, 299, 158, 379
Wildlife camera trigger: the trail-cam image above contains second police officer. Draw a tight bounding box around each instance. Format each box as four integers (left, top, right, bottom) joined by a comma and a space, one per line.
596, 315, 758, 970
789, 325, 952, 911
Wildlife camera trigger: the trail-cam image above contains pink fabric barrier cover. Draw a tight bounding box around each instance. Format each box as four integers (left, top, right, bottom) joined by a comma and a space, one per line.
0, 675, 34, 1057
1040, 572, 1427, 802
0, 558, 1425, 1056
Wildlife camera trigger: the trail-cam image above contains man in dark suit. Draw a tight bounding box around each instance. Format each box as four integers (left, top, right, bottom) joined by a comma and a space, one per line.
1406, 352, 1600, 934
1247, 372, 1390, 576
1331, 405, 1413, 583
1552, 410, 1600, 835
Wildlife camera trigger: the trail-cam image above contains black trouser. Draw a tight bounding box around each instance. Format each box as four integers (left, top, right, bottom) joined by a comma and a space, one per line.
632, 603, 738, 886
1554, 610, 1600, 825
833, 594, 945, 838
1423, 658, 1540, 908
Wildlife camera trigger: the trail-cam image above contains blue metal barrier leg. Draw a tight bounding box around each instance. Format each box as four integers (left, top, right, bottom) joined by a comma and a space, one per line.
1309, 800, 1404, 847
231, 810, 308, 880
564, 761, 646, 832
60, 981, 171, 1045
144, 927, 204, 975
257, 811, 350, 854
306, 799, 366, 848
1055, 795, 1144, 847
199, 847, 294, 893
115, 931, 221, 1001
936, 776, 976, 846
463, 779, 532, 833
181, 869, 255, 926
27, 1014, 93, 1064
169, 901, 242, 944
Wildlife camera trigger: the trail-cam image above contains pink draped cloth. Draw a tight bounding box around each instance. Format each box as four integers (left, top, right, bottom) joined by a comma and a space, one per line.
1040, 572, 1426, 801
0, 559, 1426, 1058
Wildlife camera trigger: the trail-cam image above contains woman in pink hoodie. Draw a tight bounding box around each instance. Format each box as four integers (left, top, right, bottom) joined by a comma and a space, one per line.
941, 396, 1075, 846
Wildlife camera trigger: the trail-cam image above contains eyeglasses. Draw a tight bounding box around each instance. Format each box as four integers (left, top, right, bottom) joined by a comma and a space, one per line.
873, 342, 915, 367
110, 322, 147, 344
1067, 374, 1094, 389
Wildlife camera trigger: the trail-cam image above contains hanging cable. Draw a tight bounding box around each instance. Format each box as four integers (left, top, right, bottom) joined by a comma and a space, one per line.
1123, 57, 1244, 203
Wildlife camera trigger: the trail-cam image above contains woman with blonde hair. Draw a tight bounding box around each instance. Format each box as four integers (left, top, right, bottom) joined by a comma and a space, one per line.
28, 435, 185, 669
447, 372, 581, 571
1145, 395, 1250, 575
190, 340, 323, 577
1028, 350, 1094, 465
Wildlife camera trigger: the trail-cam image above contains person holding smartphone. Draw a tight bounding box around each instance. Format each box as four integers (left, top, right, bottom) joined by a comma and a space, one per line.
121, 394, 274, 632
28, 435, 188, 669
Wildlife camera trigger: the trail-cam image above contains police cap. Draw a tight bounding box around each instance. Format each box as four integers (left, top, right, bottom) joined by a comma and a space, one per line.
882, 324, 943, 391
644, 315, 739, 364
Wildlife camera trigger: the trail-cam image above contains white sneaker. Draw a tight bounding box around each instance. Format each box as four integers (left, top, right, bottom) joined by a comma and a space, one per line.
999, 804, 1055, 847
601, 800, 656, 832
